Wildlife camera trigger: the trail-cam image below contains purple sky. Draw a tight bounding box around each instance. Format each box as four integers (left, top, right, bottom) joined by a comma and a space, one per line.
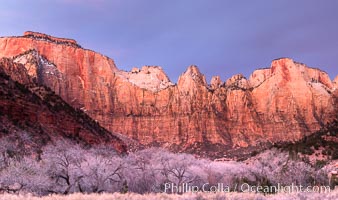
1, 0, 337, 82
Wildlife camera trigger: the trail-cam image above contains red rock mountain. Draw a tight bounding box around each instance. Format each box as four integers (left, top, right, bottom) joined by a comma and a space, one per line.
0, 32, 336, 153
0, 57, 126, 154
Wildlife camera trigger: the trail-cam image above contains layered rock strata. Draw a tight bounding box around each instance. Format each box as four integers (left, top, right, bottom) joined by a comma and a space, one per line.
0, 32, 336, 151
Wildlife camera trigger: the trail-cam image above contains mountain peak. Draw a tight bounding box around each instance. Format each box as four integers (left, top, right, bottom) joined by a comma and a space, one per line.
116, 65, 174, 92
210, 76, 222, 89
0, 32, 336, 155
333, 75, 338, 90
178, 65, 207, 87
23, 31, 81, 48
186, 65, 201, 74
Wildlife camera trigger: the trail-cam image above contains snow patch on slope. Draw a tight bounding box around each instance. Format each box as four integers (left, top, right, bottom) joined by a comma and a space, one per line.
116, 66, 174, 92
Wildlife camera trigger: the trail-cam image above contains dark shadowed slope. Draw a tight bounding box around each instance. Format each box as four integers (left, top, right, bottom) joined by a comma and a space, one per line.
0, 58, 127, 156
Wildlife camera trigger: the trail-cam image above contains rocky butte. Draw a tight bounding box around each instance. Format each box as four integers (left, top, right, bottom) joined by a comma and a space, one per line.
0, 31, 337, 154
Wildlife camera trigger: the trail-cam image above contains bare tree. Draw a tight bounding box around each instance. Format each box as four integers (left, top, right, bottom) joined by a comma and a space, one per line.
153, 151, 201, 191
78, 153, 124, 193
123, 149, 158, 193
0, 157, 49, 195
41, 141, 85, 194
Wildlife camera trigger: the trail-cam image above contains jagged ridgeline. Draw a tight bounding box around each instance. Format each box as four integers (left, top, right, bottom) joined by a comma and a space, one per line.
0, 31, 337, 157
23, 31, 82, 48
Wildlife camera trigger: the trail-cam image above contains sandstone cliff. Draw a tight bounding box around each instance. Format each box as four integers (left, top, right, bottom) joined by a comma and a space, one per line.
333, 75, 338, 89
0, 58, 126, 153
0, 32, 336, 154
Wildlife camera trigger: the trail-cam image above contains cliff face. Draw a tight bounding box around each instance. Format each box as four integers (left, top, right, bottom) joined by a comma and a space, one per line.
0, 57, 126, 153
333, 75, 338, 89
249, 59, 336, 142
0, 32, 336, 152
0, 32, 118, 111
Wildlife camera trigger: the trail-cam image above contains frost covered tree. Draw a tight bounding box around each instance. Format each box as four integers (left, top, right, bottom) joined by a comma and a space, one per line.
0, 141, 329, 196
41, 141, 86, 194
152, 150, 202, 191
0, 157, 50, 195
248, 149, 315, 186
122, 148, 158, 193
78, 152, 124, 193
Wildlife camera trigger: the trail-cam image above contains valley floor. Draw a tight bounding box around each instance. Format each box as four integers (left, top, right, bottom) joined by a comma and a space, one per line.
0, 190, 337, 200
